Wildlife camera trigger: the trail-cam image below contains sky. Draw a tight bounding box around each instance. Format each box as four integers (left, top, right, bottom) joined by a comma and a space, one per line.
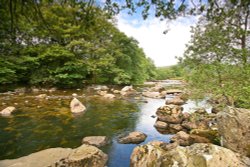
116, 13, 199, 67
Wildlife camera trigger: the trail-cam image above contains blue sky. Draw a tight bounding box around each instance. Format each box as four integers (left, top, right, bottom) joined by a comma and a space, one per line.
116, 6, 199, 67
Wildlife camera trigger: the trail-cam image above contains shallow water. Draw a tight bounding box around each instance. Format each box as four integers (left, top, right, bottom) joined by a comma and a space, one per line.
0, 85, 211, 167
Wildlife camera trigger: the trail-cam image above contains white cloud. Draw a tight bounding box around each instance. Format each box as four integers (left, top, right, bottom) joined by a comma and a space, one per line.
117, 14, 198, 67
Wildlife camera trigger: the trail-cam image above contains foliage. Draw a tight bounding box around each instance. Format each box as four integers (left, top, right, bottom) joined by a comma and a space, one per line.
183, 3, 250, 108
0, 1, 157, 88
155, 65, 184, 80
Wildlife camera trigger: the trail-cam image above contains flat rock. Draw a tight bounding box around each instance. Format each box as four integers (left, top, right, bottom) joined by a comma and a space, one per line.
142, 91, 164, 99
118, 131, 147, 144
36, 94, 47, 99
0, 148, 72, 167
0, 144, 108, 167
82, 136, 110, 147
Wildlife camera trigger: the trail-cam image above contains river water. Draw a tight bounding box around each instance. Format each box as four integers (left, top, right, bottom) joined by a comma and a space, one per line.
0, 81, 211, 167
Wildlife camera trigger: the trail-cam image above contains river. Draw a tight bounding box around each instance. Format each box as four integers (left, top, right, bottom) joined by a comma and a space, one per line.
0, 81, 211, 167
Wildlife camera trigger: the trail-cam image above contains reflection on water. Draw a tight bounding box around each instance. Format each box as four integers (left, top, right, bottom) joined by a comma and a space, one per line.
0, 85, 211, 167
107, 98, 172, 167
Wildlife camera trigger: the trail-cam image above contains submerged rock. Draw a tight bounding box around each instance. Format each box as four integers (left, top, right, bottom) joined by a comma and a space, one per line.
36, 94, 47, 99
70, 98, 86, 114
0, 144, 108, 167
97, 90, 107, 96
0, 106, 16, 116
130, 142, 250, 167
118, 131, 147, 144
82, 136, 110, 147
217, 107, 250, 157
93, 85, 109, 91
103, 94, 115, 99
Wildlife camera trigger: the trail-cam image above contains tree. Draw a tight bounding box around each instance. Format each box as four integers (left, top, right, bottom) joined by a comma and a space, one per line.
0, 0, 157, 88
183, 4, 250, 108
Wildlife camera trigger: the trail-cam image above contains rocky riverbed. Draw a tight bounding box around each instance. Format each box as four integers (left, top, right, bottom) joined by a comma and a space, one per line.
0, 80, 249, 167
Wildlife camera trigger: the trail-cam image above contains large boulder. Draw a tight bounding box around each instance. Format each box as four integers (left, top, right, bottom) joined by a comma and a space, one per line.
70, 98, 86, 114
0, 106, 16, 116
170, 131, 210, 146
217, 107, 250, 157
156, 105, 184, 124
0, 144, 108, 167
118, 131, 147, 144
130, 142, 250, 167
165, 96, 185, 105
66, 144, 108, 167
82, 136, 110, 147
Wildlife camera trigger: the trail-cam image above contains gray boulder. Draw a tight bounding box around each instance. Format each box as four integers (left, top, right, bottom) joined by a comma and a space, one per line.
217, 107, 250, 157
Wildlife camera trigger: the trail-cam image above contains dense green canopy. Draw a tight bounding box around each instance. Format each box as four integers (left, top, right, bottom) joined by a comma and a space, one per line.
0, 0, 157, 88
